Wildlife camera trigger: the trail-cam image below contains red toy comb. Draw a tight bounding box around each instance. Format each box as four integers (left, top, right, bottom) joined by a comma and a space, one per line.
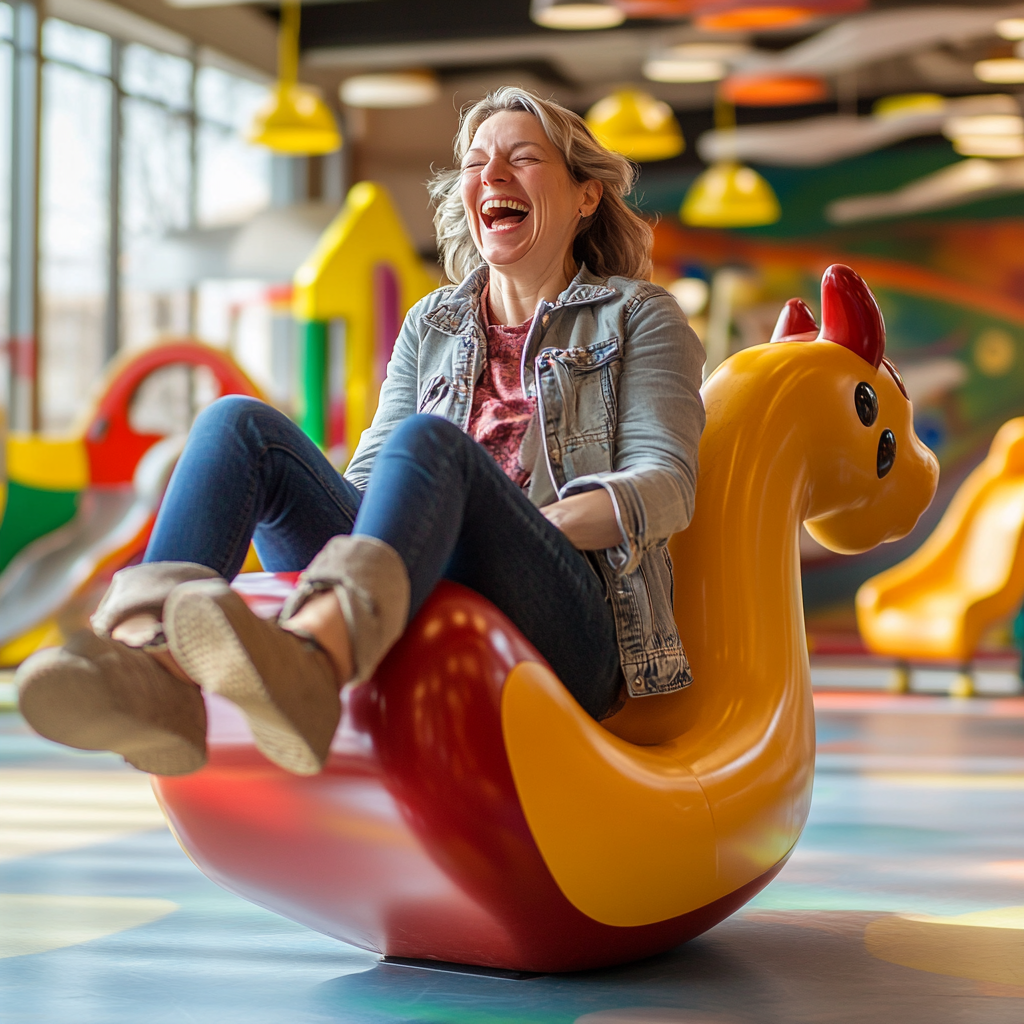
770, 298, 819, 344
819, 264, 885, 369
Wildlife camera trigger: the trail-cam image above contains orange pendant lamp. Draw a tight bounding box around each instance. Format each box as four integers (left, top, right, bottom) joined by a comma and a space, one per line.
615, 0, 865, 26
247, 1, 341, 155
722, 73, 829, 106
696, 0, 863, 30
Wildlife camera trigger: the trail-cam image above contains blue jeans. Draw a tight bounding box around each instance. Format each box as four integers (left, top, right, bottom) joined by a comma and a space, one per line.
146, 397, 622, 720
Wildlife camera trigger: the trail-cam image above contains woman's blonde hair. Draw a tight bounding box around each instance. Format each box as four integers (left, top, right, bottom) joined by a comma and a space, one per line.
428, 86, 654, 285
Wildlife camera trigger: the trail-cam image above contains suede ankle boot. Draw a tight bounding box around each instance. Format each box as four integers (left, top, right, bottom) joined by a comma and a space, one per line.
16, 630, 207, 775
164, 579, 342, 776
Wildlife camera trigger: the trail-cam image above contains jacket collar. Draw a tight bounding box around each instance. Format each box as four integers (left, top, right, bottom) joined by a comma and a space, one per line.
421, 263, 618, 337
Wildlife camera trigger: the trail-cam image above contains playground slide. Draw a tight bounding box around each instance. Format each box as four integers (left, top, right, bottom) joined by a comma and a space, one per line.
0, 342, 263, 665
0, 436, 183, 656
0, 407, 5, 528
857, 416, 1024, 663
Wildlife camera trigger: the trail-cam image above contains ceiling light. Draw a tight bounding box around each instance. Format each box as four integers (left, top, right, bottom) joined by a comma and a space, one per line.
996, 17, 1024, 40
340, 73, 440, 108
668, 277, 710, 316
692, 0, 865, 30
531, 0, 626, 29
975, 58, 1024, 84
248, 85, 342, 155
644, 58, 726, 82
642, 41, 749, 83
943, 114, 1024, 139
696, 5, 814, 30
586, 89, 684, 161
872, 93, 946, 120
681, 161, 781, 227
247, 1, 341, 156
722, 73, 828, 106
952, 135, 1024, 158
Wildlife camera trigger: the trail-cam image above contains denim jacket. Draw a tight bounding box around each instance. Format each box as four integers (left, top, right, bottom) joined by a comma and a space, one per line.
345, 264, 706, 697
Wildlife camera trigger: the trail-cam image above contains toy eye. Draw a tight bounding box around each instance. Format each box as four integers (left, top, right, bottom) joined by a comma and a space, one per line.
877, 429, 896, 478
855, 382, 878, 426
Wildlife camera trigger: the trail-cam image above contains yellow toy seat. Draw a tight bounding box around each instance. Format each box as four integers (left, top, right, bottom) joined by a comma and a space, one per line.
857, 417, 1024, 663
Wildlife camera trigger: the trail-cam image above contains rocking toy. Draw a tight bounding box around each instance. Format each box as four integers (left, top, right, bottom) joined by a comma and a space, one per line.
152, 265, 938, 973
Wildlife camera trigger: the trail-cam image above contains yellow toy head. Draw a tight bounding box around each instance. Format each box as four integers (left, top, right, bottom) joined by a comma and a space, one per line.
773, 264, 939, 554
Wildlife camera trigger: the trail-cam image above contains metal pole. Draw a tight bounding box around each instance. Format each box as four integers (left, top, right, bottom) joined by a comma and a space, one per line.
186, 43, 197, 336
704, 268, 743, 380
8, 0, 40, 431
104, 37, 121, 364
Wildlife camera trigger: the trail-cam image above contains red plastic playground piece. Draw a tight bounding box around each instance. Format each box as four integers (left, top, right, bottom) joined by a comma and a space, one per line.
819, 264, 886, 369
769, 297, 819, 343
153, 579, 784, 975
85, 341, 261, 486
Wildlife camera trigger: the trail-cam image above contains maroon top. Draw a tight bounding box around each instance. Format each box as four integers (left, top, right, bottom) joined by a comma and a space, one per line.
468, 287, 537, 488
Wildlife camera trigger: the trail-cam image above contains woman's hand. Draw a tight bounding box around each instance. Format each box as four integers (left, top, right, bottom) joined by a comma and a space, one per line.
540, 489, 623, 550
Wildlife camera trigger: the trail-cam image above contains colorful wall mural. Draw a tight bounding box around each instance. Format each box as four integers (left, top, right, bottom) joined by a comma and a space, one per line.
639, 138, 1024, 632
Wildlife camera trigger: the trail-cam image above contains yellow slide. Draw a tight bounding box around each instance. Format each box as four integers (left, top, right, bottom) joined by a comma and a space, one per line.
857, 417, 1024, 665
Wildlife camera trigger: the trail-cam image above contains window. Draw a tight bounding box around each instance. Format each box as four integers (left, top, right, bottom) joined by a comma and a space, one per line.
38, 19, 112, 430
195, 65, 270, 227
120, 44, 194, 352
0, 6, 12, 411
28, 18, 273, 430
121, 42, 190, 110
193, 65, 276, 401
120, 92, 194, 349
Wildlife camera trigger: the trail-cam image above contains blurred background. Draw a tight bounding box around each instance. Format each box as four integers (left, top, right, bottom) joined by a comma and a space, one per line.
4, 8, 1024, 1022
5, 0, 1024, 663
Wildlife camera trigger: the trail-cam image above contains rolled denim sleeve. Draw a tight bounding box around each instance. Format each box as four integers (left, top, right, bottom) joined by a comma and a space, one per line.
343, 296, 427, 492
560, 289, 705, 574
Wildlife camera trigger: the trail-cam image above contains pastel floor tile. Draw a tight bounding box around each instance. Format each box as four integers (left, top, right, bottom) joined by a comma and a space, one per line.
3, 689, 1024, 1023
865, 906, 1024, 985
0, 893, 178, 958
0, 769, 164, 862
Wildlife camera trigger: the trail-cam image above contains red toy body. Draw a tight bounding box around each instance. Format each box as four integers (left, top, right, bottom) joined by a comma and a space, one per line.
154, 578, 782, 973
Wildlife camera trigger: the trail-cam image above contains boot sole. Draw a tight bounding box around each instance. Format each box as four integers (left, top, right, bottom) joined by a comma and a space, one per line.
166, 590, 325, 776
18, 650, 206, 776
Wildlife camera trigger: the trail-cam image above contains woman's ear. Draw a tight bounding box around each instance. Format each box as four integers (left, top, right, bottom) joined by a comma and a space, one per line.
579, 180, 603, 218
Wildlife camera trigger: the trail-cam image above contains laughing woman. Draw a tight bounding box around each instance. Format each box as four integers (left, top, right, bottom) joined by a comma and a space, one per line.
17, 86, 705, 776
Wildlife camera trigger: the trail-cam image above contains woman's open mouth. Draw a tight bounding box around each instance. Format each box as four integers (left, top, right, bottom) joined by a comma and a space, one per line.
480, 197, 530, 233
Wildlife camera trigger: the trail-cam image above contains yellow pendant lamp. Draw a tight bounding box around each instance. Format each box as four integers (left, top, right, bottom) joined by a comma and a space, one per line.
681, 162, 780, 226
681, 96, 780, 227
586, 89, 684, 161
247, 1, 341, 155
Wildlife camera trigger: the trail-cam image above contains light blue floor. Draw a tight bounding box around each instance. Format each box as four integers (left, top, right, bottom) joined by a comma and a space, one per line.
3, 693, 1024, 1024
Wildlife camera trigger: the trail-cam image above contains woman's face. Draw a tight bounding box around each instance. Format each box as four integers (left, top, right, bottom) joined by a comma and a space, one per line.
460, 110, 601, 278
